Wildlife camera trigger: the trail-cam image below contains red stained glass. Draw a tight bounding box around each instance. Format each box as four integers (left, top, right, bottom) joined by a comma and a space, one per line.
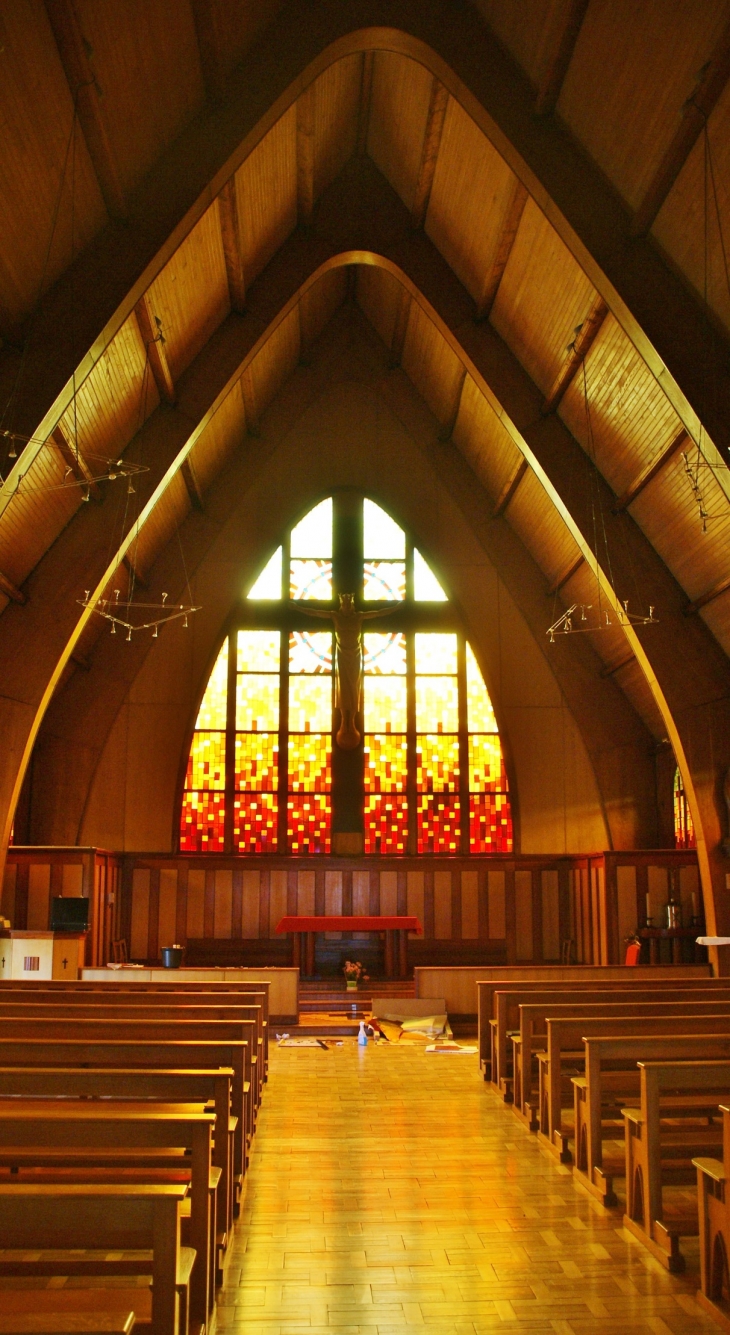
180, 791, 225, 852
469, 793, 513, 853
287, 794, 331, 854
364, 734, 407, 793
364, 795, 408, 854
417, 795, 461, 854
234, 794, 278, 853
673, 766, 696, 849
235, 734, 278, 791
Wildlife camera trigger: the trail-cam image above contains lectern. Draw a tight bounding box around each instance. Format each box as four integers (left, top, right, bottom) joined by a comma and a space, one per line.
0, 930, 86, 980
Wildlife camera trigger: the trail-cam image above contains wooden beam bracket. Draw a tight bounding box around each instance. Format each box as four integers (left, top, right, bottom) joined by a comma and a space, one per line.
613, 430, 689, 512
0, 569, 26, 605
475, 181, 528, 320
542, 297, 608, 414
411, 78, 449, 228
180, 457, 205, 512
493, 458, 528, 517
684, 575, 730, 617
535, 0, 591, 116
218, 180, 246, 314
134, 296, 175, 406
437, 365, 467, 442
51, 426, 101, 502
546, 552, 585, 596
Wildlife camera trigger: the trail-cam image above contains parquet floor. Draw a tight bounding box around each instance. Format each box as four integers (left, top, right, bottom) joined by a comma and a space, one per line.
218, 1042, 721, 1334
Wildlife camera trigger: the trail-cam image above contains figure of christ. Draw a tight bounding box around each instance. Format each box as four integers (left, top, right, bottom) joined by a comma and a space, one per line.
304, 593, 397, 749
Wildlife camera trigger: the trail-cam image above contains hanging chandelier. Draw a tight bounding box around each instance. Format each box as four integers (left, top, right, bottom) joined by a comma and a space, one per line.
0, 430, 148, 499
78, 588, 201, 641
547, 599, 657, 642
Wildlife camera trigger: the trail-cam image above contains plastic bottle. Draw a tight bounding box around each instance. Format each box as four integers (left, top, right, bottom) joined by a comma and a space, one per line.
358, 1020, 368, 1046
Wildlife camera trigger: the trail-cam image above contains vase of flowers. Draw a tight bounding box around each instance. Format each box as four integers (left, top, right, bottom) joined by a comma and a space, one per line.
343, 960, 368, 991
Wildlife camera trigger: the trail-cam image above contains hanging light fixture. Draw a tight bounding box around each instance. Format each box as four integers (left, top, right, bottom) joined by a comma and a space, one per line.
78, 588, 200, 640
0, 430, 148, 496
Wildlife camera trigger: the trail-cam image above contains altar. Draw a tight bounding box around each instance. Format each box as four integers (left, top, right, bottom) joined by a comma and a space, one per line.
0, 930, 86, 981
276, 915, 422, 979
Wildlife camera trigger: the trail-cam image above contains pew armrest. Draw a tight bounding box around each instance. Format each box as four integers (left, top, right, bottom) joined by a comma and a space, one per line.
693, 1156, 726, 1183
623, 1108, 643, 1128
177, 1245, 197, 1287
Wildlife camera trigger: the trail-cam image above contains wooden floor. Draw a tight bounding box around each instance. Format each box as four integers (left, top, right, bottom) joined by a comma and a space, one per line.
218, 1042, 720, 1334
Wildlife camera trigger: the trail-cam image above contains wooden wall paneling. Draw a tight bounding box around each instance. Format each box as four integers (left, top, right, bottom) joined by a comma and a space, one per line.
602, 856, 619, 962
541, 869, 560, 960
461, 868, 479, 940
61, 863, 83, 896
589, 863, 600, 964
203, 868, 215, 939
158, 867, 178, 949
176, 862, 189, 944
616, 863, 638, 955
423, 868, 435, 938
341, 869, 353, 916
129, 868, 150, 961
314, 868, 325, 916
647, 863, 669, 926
424, 96, 518, 306
187, 868, 206, 940
557, 864, 571, 957
433, 868, 452, 940
1, 864, 17, 924
286, 868, 298, 915
491, 199, 598, 398
514, 868, 533, 960
269, 869, 287, 938
380, 870, 396, 915
368, 869, 380, 915
120, 859, 134, 954
312, 55, 361, 201
504, 865, 517, 963
147, 867, 160, 961
27, 863, 51, 932
352, 871, 369, 915
397, 870, 408, 917
488, 867, 506, 941
679, 861, 701, 924
406, 870, 424, 937
530, 867, 543, 963
366, 52, 434, 214
213, 869, 233, 938
297, 870, 315, 916
556, 0, 730, 211
242, 869, 260, 938
451, 866, 462, 940
324, 870, 342, 938
49, 862, 63, 903
236, 106, 297, 287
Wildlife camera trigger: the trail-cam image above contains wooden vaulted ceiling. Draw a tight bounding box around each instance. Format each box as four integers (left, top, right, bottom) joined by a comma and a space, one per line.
2, 0, 730, 882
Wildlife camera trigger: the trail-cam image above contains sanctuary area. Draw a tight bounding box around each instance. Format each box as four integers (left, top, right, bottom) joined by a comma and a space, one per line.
1, 0, 730, 1331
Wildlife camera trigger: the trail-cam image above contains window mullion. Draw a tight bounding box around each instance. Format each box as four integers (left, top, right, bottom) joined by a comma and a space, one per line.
457, 633, 470, 855
224, 629, 237, 855
406, 630, 417, 856
278, 629, 290, 853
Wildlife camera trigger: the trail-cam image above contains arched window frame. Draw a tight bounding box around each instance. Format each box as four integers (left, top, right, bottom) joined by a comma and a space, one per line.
179, 492, 512, 856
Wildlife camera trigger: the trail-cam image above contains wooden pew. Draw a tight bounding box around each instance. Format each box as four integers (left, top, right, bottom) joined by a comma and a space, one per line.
695, 1103, 730, 1329
491, 985, 730, 1098
0, 1065, 235, 1270
0, 1309, 136, 1334
512, 998, 730, 1121
0, 1002, 265, 1115
570, 1034, 730, 1208
0, 1039, 249, 1203
0, 1105, 213, 1331
0, 1016, 256, 1150
0, 1183, 188, 1335
622, 1059, 730, 1271
476, 966, 715, 1076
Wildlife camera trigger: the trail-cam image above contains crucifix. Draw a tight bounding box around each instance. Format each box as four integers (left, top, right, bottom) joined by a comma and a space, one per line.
304, 593, 397, 750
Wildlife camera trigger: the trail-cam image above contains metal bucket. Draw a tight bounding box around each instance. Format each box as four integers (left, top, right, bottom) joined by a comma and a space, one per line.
160, 945, 184, 969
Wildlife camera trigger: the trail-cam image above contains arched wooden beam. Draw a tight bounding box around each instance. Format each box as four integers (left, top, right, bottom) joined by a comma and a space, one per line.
4, 250, 715, 938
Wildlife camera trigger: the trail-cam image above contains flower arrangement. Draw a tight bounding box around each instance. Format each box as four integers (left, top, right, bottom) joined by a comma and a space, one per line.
343, 960, 368, 986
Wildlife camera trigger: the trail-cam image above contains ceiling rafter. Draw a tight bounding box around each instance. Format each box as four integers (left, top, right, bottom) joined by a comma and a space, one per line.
613, 429, 689, 513
546, 552, 585, 596
437, 365, 467, 443
240, 366, 260, 436
388, 285, 411, 369
534, 0, 591, 116
542, 297, 608, 414
493, 458, 527, 517
180, 457, 205, 512
43, 0, 127, 220
474, 180, 528, 320
356, 51, 374, 154
0, 570, 26, 606
189, 0, 227, 101
51, 425, 101, 502
134, 295, 176, 406
631, 20, 730, 237
218, 179, 246, 314
684, 575, 730, 617
411, 78, 449, 229
297, 84, 316, 228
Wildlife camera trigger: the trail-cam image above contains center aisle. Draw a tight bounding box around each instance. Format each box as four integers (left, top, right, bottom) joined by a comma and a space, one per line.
219, 1043, 717, 1333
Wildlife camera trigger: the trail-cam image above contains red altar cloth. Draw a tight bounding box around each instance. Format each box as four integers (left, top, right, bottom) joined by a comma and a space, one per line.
276, 915, 422, 933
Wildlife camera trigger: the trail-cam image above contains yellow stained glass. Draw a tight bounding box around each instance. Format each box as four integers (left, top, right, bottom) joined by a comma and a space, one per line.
247, 547, 282, 599
363, 560, 405, 601
290, 498, 332, 557
468, 734, 505, 791
363, 499, 405, 558
194, 639, 228, 729
466, 643, 497, 731
289, 631, 333, 674
186, 732, 225, 790
363, 632, 406, 675
237, 630, 280, 672
180, 790, 225, 852
416, 734, 459, 792
288, 675, 332, 732
288, 734, 331, 791
363, 676, 407, 732
413, 548, 447, 600
364, 734, 407, 792
290, 558, 332, 600
415, 676, 459, 732
415, 632, 457, 675
235, 734, 278, 791
235, 674, 279, 731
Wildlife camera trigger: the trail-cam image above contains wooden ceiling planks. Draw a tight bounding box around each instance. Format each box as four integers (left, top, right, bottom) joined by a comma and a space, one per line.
557, 313, 684, 498
187, 380, 246, 497
471, 0, 560, 91
70, 0, 205, 202
234, 105, 297, 288
0, 440, 82, 590
245, 306, 300, 430
310, 56, 362, 203
652, 77, 730, 337
355, 264, 402, 350
143, 204, 230, 384
451, 376, 524, 505
424, 96, 520, 306
56, 313, 160, 471
490, 197, 598, 398
299, 268, 348, 355
400, 301, 465, 430
366, 52, 433, 214
506, 468, 579, 587
556, 0, 730, 212
0, 0, 107, 331
127, 469, 190, 583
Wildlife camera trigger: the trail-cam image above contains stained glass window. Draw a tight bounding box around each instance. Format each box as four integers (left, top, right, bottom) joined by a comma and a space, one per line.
674, 766, 696, 850
180, 493, 514, 857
